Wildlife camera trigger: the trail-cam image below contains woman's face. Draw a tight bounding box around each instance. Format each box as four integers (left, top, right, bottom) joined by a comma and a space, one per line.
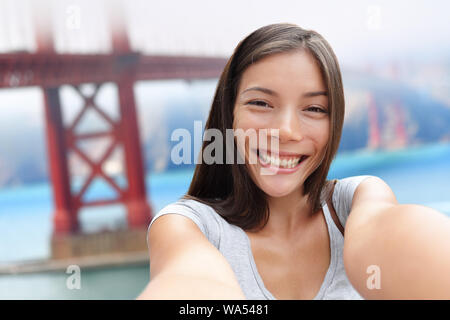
233, 49, 330, 198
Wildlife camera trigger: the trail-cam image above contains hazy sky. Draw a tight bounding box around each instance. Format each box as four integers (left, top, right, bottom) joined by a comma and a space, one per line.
0, 0, 448, 124
0, 0, 449, 66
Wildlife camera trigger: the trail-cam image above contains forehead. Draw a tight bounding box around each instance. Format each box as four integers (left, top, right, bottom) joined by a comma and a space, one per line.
238, 50, 326, 95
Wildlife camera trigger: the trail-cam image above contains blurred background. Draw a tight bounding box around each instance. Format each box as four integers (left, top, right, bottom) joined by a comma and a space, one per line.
0, 0, 449, 299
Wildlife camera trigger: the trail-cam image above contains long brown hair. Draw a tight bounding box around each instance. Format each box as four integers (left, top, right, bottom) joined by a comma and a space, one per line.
183, 23, 345, 231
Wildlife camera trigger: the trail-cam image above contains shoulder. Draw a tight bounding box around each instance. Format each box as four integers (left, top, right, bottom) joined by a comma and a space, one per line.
144, 205, 245, 299
332, 175, 398, 227
331, 175, 389, 227
350, 176, 398, 211
333, 175, 386, 204
148, 197, 222, 248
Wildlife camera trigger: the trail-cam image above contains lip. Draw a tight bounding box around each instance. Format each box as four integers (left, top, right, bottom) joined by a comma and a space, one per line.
253, 149, 308, 174
257, 148, 303, 157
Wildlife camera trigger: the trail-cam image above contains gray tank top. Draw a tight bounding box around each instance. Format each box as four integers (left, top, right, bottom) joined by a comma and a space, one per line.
148, 175, 374, 300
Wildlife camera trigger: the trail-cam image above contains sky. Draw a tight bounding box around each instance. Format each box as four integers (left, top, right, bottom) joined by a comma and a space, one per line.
0, 0, 448, 126
0, 0, 449, 66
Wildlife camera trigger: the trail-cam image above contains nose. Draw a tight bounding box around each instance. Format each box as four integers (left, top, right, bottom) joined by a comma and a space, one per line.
275, 107, 304, 143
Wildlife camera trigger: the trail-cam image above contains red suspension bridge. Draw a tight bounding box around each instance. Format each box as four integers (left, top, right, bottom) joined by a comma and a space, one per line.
0, 2, 226, 258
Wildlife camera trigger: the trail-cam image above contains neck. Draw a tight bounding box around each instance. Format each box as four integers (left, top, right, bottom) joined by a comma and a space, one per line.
254, 185, 316, 240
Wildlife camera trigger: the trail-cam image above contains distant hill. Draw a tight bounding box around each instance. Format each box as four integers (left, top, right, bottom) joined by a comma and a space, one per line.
0, 71, 449, 188
339, 71, 450, 152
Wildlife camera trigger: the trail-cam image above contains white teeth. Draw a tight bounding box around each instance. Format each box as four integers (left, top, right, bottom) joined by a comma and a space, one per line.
258, 150, 302, 168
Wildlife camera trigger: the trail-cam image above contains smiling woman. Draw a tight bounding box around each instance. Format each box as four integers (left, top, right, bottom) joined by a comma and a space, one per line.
183, 24, 345, 232
138, 23, 450, 300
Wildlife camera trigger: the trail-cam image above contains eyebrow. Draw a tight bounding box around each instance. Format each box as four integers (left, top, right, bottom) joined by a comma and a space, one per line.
241, 86, 327, 98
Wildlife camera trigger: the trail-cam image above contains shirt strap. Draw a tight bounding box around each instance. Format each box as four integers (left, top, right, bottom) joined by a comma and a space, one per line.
326, 179, 344, 236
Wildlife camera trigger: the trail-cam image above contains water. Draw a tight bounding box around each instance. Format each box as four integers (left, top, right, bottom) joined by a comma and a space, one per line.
0, 142, 449, 299
1, 265, 149, 300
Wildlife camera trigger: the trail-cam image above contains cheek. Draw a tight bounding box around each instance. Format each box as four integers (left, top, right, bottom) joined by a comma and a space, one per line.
234, 105, 271, 129
234, 115, 262, 132
312, 122, 331, 163
233, 110, 267, 155
308, 117, 330, 143
320, 124, 330, 146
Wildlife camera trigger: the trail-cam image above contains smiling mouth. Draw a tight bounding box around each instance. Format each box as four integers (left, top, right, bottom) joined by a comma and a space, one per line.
255, 149, 308, 169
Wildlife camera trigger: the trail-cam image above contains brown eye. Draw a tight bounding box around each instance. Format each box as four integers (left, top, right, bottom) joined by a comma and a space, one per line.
307, 106, 327, 113
247, 100, 272, 108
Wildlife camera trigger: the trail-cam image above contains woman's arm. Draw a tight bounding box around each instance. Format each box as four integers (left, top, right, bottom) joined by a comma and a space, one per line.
137, 214, 246, 300
343, 177, 450, 299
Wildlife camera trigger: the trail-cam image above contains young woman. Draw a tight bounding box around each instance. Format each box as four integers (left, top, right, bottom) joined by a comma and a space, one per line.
138, 23, 450, 300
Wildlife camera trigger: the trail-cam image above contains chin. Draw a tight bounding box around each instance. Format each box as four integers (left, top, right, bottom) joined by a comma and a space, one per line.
258, 182, 299, 198
265, 190, 293, 198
